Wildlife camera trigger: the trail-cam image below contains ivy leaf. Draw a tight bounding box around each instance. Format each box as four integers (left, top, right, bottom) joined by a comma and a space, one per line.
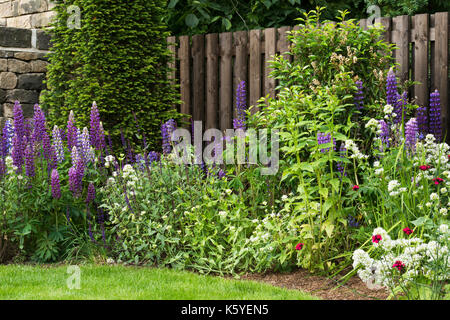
185, 13, 199, 28
222, 17, 232, 30
168, 0, 179, 9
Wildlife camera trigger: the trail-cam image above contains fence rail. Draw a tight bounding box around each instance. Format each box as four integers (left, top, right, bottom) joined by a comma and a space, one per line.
167, 12, 449, 135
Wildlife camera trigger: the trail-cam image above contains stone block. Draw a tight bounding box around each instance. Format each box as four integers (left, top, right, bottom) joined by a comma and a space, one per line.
31, 10, 55, 28
0, 27, 32, 47
30, 59, 47, 72
14, 51, 39, 61
6, 15, 32, 29
36, 28, 51, 50
0, 88, 5, 103
0, 58, 7, 71
17, 73, 45, 90
0, 2, 13, 18
4, 101, 34, 117
5, 89, 39, 103
0, 72, 17, 89
18, 0, 48, 15
0, 50, 15, 58
7, 58, 31, 73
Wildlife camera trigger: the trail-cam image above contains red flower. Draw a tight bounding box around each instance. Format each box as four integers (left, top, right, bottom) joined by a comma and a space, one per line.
393, 260, 406, 272
295, 243, 304, 251
403, 227, 413, 235
419, 165, 431, 171
433, 177, 444, 185
372, 234, 382, 243
352, 185, 359, 191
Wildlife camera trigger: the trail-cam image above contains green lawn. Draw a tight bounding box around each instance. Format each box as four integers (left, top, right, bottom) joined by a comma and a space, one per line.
0, 264, 319, 300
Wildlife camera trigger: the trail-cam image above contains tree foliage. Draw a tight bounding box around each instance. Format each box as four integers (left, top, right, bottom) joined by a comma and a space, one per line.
41, 0, 182, 151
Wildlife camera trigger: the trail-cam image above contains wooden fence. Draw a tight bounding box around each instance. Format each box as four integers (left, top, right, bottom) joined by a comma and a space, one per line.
167, 12, 449, 134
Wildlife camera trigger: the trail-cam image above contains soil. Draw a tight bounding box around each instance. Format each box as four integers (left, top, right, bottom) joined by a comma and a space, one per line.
239, 269, 390, 300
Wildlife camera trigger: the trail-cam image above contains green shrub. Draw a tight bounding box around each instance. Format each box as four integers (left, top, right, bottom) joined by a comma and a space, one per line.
41, 0, 182, 151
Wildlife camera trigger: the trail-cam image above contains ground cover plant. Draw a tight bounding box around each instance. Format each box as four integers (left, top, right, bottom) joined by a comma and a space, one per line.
0, 8, 448, 300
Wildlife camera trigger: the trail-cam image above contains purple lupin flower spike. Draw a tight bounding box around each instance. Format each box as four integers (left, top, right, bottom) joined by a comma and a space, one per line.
11, 134, 23, 172
52, 125, 65, 163
71, 146, 80, 167
13, 101, 25, 144
67, 111, 77, 151
233, 80, 247, 131
24, 141, 35, 178
429, 89, 442, 142
32, 104, 46, 144
394, 91, 407, 124
354, 80, 364, 111
386, 68, 398, 107
89, 102, 105, 151
336, 143, 347, 177
68, 158, 84, 198
48, 145, 58, 173
81, 127, 94, 163
51, 169, 61, 199
378, 120, 390, 148
41, 131, 52, 161
161, 119, 176, 154
1, 119, 14, 157
217, 168, 226, 179
317, 132, 333, 153
98, 122, 106, 151
405, 118, 418, 151
86, 182, 95, 204
416, 103, 428, 138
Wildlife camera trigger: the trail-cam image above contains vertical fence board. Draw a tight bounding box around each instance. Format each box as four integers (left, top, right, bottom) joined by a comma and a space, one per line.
178, 36, 191, 118
413, 14, 429, 108
392, 15, 410, 84
206, 33, 219, 130
219, 32, 233, 131
264, 28, 276, 98
249, 29, 262, 113
359, 18, 367, 30
277, 26, 291, 62
434, 12, 449, 138
192, 35, 205, 123
375, 16, 392, 44
233, 31, 248, 118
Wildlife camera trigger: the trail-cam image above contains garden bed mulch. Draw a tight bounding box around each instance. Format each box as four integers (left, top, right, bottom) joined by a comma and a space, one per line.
239, 269, 390, 300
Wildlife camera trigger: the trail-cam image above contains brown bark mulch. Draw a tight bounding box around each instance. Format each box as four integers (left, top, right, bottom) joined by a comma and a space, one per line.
239, 269, 390, 300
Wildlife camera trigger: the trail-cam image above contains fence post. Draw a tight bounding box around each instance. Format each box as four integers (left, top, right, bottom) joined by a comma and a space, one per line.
434, 12, 449, 140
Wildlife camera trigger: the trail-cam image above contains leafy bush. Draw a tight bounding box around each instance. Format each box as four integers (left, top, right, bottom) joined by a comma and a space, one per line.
270, 8, 394, 109
41, 0, 182, 151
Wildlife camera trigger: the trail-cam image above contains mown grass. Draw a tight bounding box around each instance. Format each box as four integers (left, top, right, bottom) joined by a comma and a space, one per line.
0, 264, 319, 300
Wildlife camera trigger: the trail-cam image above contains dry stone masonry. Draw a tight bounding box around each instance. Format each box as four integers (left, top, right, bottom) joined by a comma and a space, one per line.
0, 26, 50, 126
0, 0, 56, 28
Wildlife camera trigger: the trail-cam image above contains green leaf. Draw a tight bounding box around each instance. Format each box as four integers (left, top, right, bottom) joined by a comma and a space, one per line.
185, 14, 199, 28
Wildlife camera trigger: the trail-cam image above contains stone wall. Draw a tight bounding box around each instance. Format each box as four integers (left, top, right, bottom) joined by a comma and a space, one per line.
0, 26, 50, 125
0, 0, 56, 28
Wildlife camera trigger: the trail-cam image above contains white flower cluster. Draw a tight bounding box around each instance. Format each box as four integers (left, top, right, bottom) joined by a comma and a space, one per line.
353, 227, 450, 290
387, 180, 406, 196
345, 139, 369, 160
104, 155, 117, 169
366, 118, 381, 134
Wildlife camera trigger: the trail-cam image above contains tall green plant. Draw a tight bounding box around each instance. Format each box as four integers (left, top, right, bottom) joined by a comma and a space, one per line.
41, 0, 182, 151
